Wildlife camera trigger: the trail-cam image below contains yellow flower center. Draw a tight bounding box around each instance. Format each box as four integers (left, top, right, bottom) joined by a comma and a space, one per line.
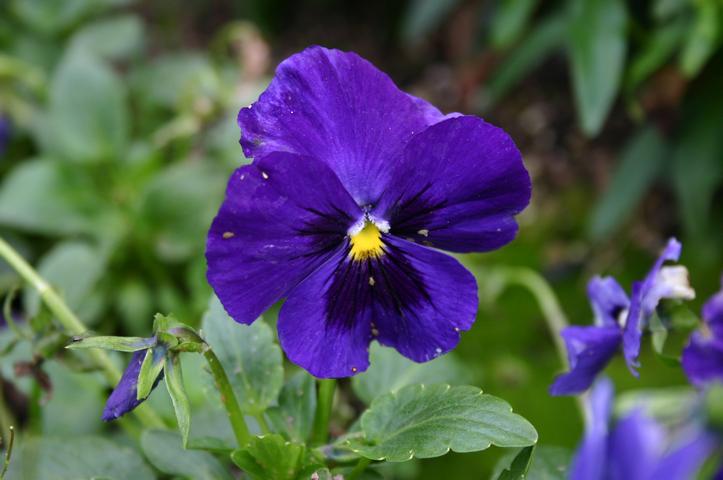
349, 221, 385, 261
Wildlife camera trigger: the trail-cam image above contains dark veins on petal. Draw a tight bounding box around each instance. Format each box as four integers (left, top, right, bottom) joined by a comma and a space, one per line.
385, 183, 446, 242
324, 237, 431, 330
295, 204, 355, 259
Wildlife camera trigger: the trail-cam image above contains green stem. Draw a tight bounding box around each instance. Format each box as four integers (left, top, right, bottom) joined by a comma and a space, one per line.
311, 379, 336, 445
0, 236, 164, 428
0, 426, 14, 480
253, 413, 270, 434
347, 457, 371, 480
203, 349, 252, 447
488, 266, 586, 419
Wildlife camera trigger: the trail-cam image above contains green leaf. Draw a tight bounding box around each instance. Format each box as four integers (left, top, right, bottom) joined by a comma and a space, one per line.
165, 353, 191, 446
679, 0, 720, 77
346, 384, 538, 462
67, 335, 156, 352
202, 295, 283, 414
589, 126, 668, 239
69, 14, 145, 61
267, 371, 317, 442
139, 162, 225, 261
5, 436, 154, 480
526, 446, 571, 480
626, 16, 688, 90
568, 0, 627, 136
9, 0, 126, 35
230, 434, 322, 480
42, 361, 105, 435
490, 0, 539, 50
401, 0, 462, 45
141, 429, 233, 480
352, 342, 471, 405
23, 241, 106, 324
0, 160, 100, 235
493, 446, 535, 480
45, 52, 128, 163
486, 12, 566, 105
704, 384, 723, 430
137, 346, 165, 400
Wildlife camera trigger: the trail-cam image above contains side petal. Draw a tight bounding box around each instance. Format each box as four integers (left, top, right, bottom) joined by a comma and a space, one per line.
102, 350, 163, 421
371, 236, 478, 362
607, 409, 665, 480
237, 46, 446, 204
206, 152, 362, 325
682, 332, 723, 388
373, 116, 531, 253
570, 378, 614, 480
549, 325, 621, 396
587, 276, 629, 327
277, 246, 373, 378
702, 280, 723, 338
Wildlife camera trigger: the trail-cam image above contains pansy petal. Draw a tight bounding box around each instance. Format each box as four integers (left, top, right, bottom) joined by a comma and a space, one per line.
237, 46, 446, 204
570, 378, 614, 480
587, 276, 629, 327
549, 325, 621, 396
702, 280, 723, 338
371, 236, 478, 362
607, 409, 664, 480
682, 332, 723, 387
622, 282, 645, 375
373, 116, 530, 253
277, 246, 373, 378
102, 350, 163, 421
206, 152, 362, 325
650, 432, 716, 480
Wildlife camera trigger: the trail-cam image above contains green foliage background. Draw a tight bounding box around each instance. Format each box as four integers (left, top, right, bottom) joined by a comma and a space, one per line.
0, 0, 721, 478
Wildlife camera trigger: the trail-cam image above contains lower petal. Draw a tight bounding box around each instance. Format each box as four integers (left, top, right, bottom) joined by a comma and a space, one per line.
371, 236, 478, 362
607, 410, 664, 480
549, 325, 621, 396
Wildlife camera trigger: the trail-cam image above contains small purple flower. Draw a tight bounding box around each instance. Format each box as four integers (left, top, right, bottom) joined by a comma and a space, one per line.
570, 379, 714, 480
682, 279, 723, 387
551, 238, 694, 395
0, 116, 10, 155
206, 46, 531, 378
102, 349, 163, 421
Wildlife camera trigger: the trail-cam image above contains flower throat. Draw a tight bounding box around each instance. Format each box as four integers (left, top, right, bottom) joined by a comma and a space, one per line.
349, 221, 385, 261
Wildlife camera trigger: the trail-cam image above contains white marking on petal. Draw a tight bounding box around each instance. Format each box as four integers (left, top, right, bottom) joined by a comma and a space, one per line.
261, 171, 269, 180
417, 229, 429, 237
657, 266, 696, 300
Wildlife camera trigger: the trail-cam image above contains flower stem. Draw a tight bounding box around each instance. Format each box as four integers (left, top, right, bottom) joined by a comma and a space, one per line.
202, 349, 252, 447
0, 236, 164, 428
311, 379, 336, 445
0, 426, 14, 480
347, 457, 371, 480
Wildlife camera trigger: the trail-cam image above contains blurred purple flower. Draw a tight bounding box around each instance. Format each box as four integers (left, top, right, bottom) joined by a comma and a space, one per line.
0, 116, 9, 155
682, 279, 723, 387
206, 46, 531, 378
551, 238, 694, 395
102, 348, 163, 421
570, 378, 714, 480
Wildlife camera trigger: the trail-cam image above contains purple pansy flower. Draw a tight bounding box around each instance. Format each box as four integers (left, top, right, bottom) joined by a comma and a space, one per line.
0, 116, 10, 155
206, 46, 531, 378
682, 279, 723, 387
551, 238, 694, 395
570, 378, 714, 480
102, 348, 163, 421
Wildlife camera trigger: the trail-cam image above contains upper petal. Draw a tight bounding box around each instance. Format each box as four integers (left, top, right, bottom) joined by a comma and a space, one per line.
371, 236, 478, 362
373, 116, 531, 253
237, 46, 447, 203
206, 152, 362, 325
587, 276, 629, 327
549, 325, 621, 396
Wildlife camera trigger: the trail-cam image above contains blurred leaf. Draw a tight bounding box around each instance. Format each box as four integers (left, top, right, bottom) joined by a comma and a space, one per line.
9, 0, 131, 35
69, 14, 145, 61
494, 446, 571, 480
42, 361, 105, 435
490, 0, 539, 50
267, 371, 316, 442
45, 52, 129, 163
493, 446, 535, 480
141, 429, 232, 480
626, 16, 688, 90
679, 0, 720, 77
346, 384, 538, 462
568, 0, 627, 136
139, 162, 225, 261
615, 387, 698, 427
653, 0, 690, 21
116, 279, 154, 336
352, 343, 471, 405
703, 385, 723, 430
486, 12, 566, 105
6, 435, 154, 479
0, 160, 100, 235
230, 434, 321, 480
201, 295, 283, 414
589, 126, 668, 239
23, 241, 106, 324
401, 0, 462, 45
164, 353, 191, 446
